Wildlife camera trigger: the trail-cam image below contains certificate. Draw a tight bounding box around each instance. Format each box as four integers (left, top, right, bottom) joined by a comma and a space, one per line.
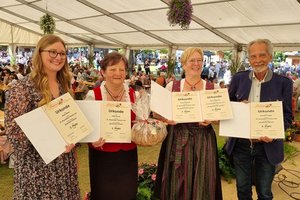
250, 102, 284, 138
77, 101, 132, 143
15, 93, 93, 164
219, 101, 284, 139
200, 89, 233, 120
172, 91, 202, 122
43, 93, 92, 144
151, 81, 232, 123
100, 101, 131, 143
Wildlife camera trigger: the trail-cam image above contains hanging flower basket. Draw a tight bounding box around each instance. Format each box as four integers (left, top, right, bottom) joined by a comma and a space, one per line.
167, 0, 193, 30
40, 13, 55, 34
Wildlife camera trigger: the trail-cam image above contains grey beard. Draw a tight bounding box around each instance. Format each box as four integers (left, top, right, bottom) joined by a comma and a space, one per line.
252, 66, 268, 73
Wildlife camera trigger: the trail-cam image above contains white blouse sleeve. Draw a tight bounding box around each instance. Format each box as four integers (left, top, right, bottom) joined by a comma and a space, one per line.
84, 90, 95, 100
165, 81, 173, 91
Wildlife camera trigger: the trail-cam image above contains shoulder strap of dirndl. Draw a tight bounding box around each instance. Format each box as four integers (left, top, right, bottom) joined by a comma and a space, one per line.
172, 80, 181, 92
93, 86, 102, 100
128, 87, 135, 103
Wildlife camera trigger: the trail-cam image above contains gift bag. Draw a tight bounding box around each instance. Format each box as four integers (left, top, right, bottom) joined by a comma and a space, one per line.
131, 88, 167, 146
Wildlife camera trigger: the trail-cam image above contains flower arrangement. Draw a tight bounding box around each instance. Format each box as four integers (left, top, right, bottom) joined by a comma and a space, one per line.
137, 163, 157, 200
285, 121, 300, 142
167, 0, 193, 30
40, 13, 55, 34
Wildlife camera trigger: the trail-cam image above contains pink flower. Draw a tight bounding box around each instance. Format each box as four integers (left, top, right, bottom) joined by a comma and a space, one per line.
138, 169, 144, 175
167, 0, 193, 30
151, 174, 156, 181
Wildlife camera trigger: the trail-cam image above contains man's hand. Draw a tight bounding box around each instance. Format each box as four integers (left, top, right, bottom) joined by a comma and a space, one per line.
258, 136, 273, 143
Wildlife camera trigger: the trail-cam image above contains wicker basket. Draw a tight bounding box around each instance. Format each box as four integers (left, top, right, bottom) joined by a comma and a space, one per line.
131, 119, 167, 146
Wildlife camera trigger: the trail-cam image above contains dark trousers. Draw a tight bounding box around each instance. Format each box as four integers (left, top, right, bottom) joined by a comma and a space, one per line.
233, 139, 275, 200
145, 68, 150, 75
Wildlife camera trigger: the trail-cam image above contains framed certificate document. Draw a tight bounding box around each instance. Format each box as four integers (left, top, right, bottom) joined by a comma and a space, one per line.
219, 101, 284, 139
150, 81, 232, 123
15, 93, 93, 164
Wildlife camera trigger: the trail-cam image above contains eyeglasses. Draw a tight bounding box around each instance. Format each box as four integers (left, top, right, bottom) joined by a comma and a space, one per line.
40, 50, 67, 59
188, 59, 203, 64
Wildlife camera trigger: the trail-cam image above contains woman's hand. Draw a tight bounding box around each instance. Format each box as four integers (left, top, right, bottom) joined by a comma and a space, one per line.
92, 137, 106, 149
199, 120, 212, 126
64, 144, 76, 153
164, 119, 177, 125
153, 112, 177, 125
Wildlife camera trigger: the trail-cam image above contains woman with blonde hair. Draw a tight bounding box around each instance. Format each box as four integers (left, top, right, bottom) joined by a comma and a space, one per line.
5, 34, 80, 199
153, 47, 223, 200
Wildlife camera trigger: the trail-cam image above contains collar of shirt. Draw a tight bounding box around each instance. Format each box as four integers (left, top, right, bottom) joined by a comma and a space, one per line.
248, 68, 273, 83
248, 68, 272, 102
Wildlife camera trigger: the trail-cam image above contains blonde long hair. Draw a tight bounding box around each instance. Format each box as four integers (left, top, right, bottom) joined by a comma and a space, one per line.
30, 34, 72, 106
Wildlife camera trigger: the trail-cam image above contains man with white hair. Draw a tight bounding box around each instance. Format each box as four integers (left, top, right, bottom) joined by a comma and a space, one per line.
225, 39, 292, 200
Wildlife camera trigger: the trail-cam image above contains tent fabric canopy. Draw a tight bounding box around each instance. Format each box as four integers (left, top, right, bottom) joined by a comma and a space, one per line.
1, 0, 300, 51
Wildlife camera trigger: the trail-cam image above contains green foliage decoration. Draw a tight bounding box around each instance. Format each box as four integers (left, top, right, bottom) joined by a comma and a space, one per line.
167, 55, 176, 75
217, 146, 235, 183
40, 13, 55, 34
274, 51, 286, 62
160, 48, 168, 55
88, 54, 95, 68
137, 187, 152, 200
229, 57, 245, 75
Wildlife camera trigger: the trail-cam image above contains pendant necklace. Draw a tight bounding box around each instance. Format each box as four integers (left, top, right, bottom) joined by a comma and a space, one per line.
185, 79, 201, 91
104, 84, 125, 101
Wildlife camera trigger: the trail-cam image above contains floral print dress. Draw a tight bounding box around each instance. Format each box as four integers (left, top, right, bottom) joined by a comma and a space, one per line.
5, 76, 80, 200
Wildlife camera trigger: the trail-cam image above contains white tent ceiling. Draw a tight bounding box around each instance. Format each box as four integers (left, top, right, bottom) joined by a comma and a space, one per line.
1, 0, 300, 51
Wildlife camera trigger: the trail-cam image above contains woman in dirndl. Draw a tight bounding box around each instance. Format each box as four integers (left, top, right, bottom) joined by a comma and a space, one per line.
153, 47, 223, 200
85, 51, 137, 200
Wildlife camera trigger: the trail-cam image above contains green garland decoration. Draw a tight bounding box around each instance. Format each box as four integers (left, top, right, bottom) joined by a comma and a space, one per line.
40, 13, 56, 34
